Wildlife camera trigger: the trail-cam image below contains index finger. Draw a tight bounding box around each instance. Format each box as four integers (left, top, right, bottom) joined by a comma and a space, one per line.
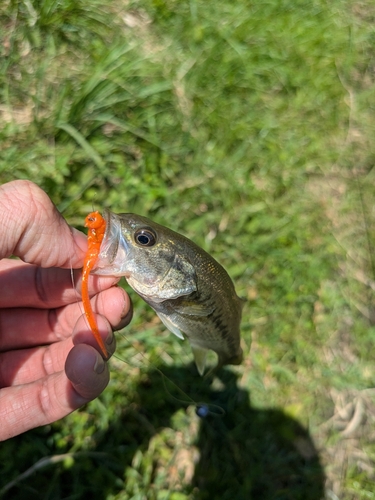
0, 258, 120, 309
0, 180, 86, 268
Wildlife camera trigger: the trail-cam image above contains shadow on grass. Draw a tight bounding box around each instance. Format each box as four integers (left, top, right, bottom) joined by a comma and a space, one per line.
138, 364, 325, 500
0, 364, 324, 500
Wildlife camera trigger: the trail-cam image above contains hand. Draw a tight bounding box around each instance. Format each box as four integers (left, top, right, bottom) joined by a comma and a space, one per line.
0, 180, 132, 441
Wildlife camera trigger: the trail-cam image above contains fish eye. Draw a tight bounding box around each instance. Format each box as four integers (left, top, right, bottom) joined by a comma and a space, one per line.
134, 228, 157, 247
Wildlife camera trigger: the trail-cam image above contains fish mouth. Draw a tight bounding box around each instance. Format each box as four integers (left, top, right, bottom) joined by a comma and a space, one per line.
91, 210, 130, 276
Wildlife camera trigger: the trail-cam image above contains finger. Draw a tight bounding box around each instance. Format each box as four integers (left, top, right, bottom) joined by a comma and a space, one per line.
72, 312, 117, 357
0, 286, 131, 351
0, 258, 120, 308
0, 180, 86, 268
65, 343, 109, 400
0, 315, 117, 388
0, 345, 109, 441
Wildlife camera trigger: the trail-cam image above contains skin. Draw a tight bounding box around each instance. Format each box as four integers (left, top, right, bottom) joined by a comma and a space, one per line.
0, 180, 132, 441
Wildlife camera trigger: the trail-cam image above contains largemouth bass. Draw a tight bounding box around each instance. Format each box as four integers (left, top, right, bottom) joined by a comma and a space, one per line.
92, 211, 243, 375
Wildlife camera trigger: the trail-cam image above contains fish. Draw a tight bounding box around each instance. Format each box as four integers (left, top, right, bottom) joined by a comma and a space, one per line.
91, 210, 244, 375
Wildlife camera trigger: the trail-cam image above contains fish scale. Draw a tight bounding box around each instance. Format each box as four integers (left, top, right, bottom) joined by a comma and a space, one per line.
92, 211, 243, 375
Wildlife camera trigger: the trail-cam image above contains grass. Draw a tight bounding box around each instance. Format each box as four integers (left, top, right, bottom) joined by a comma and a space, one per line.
1, 0, 375, 498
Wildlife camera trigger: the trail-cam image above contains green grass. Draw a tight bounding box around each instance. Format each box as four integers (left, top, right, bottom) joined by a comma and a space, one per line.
1, 0, 375, 498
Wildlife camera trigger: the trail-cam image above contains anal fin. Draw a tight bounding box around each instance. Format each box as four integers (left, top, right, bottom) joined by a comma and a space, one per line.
191, 345, 208, 376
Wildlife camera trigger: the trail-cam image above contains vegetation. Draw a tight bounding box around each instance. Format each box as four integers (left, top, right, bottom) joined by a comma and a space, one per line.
1, 0, 375, 498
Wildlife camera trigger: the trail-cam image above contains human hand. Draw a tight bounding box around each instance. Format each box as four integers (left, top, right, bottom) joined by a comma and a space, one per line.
0, 180, 131, 441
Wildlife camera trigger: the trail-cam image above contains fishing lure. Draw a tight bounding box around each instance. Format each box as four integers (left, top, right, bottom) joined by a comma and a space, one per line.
82, 211, 108, 359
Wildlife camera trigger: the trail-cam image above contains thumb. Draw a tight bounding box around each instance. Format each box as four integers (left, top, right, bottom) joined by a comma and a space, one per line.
0, 180, 86, 268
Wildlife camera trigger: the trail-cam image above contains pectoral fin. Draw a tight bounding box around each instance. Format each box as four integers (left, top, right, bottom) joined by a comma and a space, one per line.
171, 301, 215, 317
157, 312, 184, 340
191, 345, 208, 376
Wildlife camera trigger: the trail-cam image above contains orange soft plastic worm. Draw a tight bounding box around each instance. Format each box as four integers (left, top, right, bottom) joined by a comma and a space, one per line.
82, 211, 108, 358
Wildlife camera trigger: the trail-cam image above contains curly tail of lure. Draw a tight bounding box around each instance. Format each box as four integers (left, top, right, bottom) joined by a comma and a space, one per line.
82, 211, 108, 359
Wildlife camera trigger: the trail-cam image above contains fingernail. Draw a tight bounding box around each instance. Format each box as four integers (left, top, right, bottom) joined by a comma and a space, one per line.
93, 354, 105, 374
121, 300, 133, 323
116, 311, 133, 331
121, 297, 129, 315
106, 330, 115, 347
